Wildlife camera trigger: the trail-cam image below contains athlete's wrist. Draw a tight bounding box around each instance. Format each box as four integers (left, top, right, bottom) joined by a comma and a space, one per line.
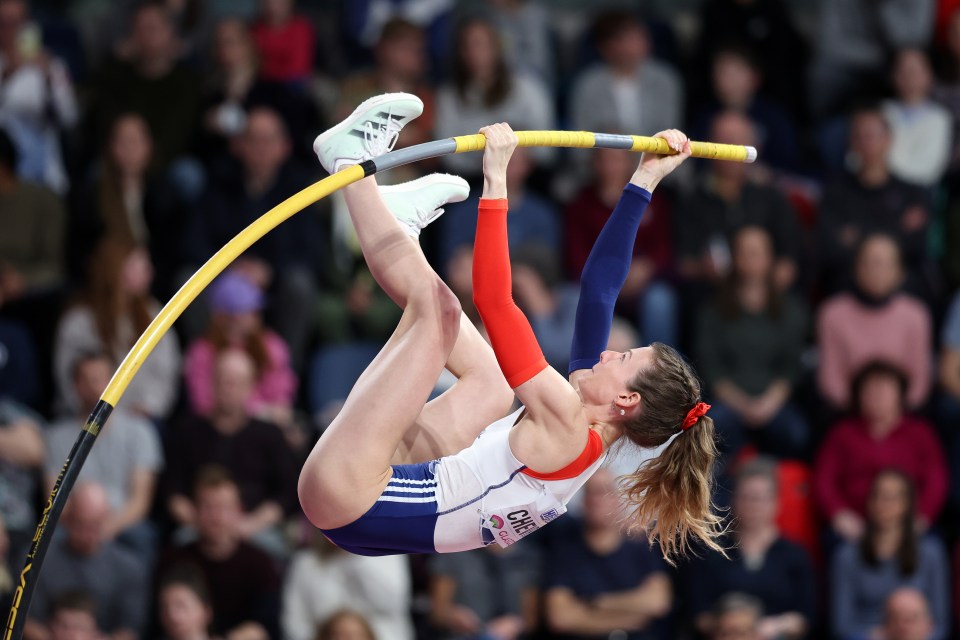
482, 176, 508, 199
630, 169, 661, 192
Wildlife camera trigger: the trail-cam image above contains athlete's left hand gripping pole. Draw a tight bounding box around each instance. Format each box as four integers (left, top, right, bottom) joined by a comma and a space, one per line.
5, 131, 755, 640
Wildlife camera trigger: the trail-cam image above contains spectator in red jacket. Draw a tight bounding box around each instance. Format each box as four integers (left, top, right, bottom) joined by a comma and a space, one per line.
814, 361, 948, 542
250, 0, 315, 87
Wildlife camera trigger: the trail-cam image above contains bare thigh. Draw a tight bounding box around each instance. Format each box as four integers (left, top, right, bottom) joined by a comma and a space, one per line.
395, 313, 515, 464
298, 283, 461, 530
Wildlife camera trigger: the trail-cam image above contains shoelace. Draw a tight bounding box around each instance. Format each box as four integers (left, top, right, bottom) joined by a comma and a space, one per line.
361, 106, 404, 158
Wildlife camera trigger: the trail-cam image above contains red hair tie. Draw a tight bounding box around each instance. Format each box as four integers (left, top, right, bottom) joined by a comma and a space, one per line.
682, 402, 711, 430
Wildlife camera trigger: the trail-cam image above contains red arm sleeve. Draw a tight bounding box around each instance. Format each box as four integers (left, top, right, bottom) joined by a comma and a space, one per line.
472, 198, 548, 388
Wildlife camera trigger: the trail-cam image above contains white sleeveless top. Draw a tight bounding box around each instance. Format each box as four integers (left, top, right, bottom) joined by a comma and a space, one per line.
431, 408, 607, 553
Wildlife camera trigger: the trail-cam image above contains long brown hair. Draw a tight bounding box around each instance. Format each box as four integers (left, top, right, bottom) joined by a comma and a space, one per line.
860, 468, 918, 576
97, 113, 154, 245
453, 17, 512, 107
83, 237, 153, 349
619, 342, 725, 563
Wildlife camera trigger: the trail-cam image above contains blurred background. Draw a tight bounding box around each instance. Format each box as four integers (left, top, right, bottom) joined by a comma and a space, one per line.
1, 0, 960, 639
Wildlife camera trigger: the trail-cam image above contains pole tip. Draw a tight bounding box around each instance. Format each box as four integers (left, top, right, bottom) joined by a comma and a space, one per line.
744, 146, 758, 163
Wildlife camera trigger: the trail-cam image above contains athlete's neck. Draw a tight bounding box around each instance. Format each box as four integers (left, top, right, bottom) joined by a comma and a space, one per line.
589, 422, 622, 450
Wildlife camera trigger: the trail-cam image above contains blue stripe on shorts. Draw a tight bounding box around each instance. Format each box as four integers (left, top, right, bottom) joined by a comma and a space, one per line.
319, 460, 440, 556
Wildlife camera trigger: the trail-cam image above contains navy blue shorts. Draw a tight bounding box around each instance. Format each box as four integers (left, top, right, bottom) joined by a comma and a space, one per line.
319, 460, 440, 556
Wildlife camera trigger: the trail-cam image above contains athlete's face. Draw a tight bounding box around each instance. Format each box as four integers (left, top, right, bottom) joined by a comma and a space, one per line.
579, 346, 652, 414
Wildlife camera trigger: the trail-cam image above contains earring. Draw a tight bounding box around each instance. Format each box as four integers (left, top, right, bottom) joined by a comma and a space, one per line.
620, 409, 626, 416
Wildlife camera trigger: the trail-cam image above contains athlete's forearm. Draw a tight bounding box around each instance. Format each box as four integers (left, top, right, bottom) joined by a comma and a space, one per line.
472, 199, 548, 388
568, 185, 651, 373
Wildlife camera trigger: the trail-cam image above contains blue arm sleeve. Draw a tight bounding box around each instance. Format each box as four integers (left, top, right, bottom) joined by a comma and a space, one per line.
568, 183, 651, 373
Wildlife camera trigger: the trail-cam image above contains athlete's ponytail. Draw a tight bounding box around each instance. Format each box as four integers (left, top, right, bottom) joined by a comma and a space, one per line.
618, 343, 726, 563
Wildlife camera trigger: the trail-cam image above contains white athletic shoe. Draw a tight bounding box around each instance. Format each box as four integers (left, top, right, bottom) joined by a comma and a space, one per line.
379, 174, 471, 238
313, 93, 424, 173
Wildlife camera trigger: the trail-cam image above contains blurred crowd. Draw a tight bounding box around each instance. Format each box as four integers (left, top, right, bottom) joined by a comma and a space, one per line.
3, 0, 960, 639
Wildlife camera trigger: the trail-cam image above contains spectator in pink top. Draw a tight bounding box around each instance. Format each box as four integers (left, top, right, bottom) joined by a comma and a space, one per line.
250, 0, 315, 87
814, 361, 948, 542
817, 233, 932, 411
184, 270, 297, 427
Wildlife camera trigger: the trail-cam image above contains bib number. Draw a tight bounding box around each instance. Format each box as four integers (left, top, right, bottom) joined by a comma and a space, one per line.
480, 496, 566, 548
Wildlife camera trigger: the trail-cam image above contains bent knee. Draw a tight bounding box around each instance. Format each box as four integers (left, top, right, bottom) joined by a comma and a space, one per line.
410, 279, 462, 330
299, 455, 389, 530
298, 465, 330, 528
433, 279, 462, 322
298, 460, 348, 530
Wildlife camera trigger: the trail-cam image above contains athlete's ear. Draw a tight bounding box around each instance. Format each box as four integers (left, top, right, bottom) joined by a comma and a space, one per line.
614, 392, 641, 411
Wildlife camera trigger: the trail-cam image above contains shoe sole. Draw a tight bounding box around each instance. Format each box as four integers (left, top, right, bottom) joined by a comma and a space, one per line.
313, 92, 424, 166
